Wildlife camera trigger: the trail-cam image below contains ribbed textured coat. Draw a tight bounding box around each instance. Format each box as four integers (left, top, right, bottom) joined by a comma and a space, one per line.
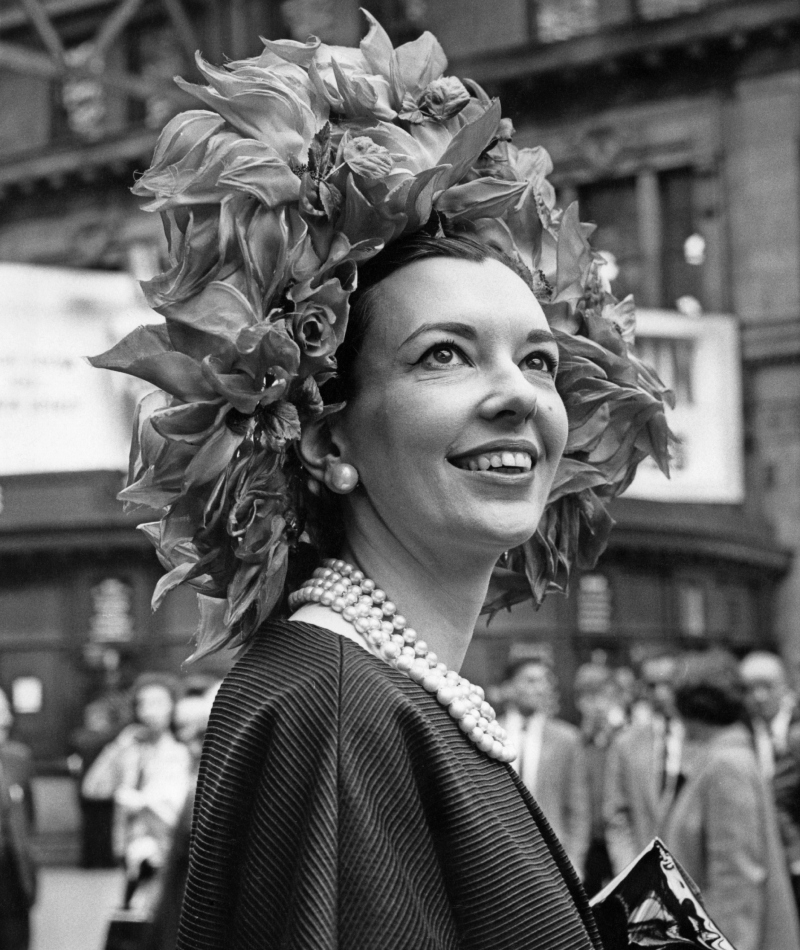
177, 621, 603, 950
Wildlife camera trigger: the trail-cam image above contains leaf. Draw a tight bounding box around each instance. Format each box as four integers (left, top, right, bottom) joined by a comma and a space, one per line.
435, 177, 527, 221
88, 325, 216, 402
160, 280, 259, 342
184, 594, 231, 665
183, 424, 246, 488
360, 10, 394, 79
151, 560, 196, 612
217, 152, 301, 209
394, 31, 447, 99
552, 202, 593, 306
151, 400, 227, 444
436, 100, 501, 191
259, 35, 322, 67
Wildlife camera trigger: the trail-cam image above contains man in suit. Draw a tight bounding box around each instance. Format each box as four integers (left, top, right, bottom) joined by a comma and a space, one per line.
0, 688, 37, 950
741, 650, 800, 910
500, 658, 590, 873
604, 653, 684, 875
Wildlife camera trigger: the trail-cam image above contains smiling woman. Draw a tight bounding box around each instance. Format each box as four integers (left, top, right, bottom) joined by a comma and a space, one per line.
90, 13, 672, 950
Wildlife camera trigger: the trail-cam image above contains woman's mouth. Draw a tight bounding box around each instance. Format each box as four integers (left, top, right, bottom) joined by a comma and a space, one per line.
449, 451, 534, 474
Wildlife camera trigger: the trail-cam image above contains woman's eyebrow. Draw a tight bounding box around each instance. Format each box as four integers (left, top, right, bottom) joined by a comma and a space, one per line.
526, 329, 557, 346
399, 321, 477, 347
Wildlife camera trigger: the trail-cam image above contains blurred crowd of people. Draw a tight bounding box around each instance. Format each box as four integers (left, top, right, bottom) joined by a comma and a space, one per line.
499, 648, 800, 950
0, 672, 221, 950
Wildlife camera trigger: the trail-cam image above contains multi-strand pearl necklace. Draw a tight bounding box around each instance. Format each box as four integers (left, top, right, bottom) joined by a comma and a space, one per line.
288, 558, 516, 763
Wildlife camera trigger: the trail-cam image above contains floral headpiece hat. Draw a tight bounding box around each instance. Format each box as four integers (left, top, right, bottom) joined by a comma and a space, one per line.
91, 12, 672, 661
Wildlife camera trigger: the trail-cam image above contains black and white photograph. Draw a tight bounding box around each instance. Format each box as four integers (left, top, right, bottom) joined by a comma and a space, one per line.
1, 1, 800, 948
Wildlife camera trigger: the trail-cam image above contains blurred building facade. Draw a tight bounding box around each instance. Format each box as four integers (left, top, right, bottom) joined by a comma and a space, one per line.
0, 0, 797, 763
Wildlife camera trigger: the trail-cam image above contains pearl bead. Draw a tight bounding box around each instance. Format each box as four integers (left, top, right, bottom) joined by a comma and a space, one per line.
372, 589, 386, 604
354, 616, 370, 633
382, 601, 396, 616
361, 578, 375, 592
490, 739, 503, 758
321, 568, 333, 579
395, 654, 413, 673
427, 652, 438, 667
401, 646, 415, 657
436, 663, 448, 675
381, 622, 395, 637
350, 570, 364, 583
437, 685, 457, 705
478, 733, 494, 753
320, 591, 334, 606
409, 662, 427, 684
344, 592, 358, 606
342, 606, 357, 622
469, 727, 484, 743
332, 597, 346, 613
402, 628, 417, 645
477, 717, 489, 731
422, 671, 442, 692
445, 671, 460, 685
331, 582, 347, 596
369, 606, 384, 619
488, 720, 502, 739
367, 629, 384, 646
449, 698, 469, 720
381, 641, 400, 660
392, 615, 406, 630
413, 640, 427, 656
480, 701, 493, 720
350, 586, 362, 598
459, 714, 478, 733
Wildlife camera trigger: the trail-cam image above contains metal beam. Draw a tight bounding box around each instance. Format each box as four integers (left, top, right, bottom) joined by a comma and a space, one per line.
161, 0, 199, 61
20, 0, 66, 63
93, 0, 145, 56
0, 38, 61, 77
0, 126, 158, 187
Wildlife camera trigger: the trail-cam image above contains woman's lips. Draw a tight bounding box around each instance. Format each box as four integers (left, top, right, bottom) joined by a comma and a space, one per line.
450, 451, 534, 473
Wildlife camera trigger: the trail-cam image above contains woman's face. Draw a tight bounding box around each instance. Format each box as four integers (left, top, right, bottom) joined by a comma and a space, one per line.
331, 257, 568, 562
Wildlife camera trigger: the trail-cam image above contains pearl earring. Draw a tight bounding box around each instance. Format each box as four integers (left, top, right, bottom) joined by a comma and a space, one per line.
324, 462, 359, 494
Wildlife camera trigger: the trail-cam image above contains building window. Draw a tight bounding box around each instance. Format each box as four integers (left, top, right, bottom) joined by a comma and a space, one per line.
578, 166, 708, 311
577, 574, 612, 634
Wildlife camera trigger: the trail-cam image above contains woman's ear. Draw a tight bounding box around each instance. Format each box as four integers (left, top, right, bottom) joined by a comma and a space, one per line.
298, 415, 340, 489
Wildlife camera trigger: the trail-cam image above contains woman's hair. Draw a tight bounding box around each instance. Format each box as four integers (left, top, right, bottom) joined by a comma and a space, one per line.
673, 650, 746, 726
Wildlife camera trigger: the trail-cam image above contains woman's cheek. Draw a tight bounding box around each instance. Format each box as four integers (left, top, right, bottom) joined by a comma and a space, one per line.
539, 389, 569, 460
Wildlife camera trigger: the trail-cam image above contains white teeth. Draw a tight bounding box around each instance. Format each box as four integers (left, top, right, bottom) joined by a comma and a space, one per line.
453, 451, 534, 472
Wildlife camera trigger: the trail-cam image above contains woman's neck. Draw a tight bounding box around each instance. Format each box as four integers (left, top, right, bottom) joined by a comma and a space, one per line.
342, 520, 496, 671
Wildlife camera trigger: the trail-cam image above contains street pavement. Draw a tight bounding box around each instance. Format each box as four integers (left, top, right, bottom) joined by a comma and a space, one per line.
32, 867, 125, 950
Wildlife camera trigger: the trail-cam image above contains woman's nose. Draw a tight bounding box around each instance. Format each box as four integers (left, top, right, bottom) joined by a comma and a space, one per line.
478, 364, 539, 422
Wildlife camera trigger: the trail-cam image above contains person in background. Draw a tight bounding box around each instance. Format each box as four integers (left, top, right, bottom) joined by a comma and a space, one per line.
499, 658, 590, 874
144, 680, 221, 950
0, 688, 36, 950
83, 673, 192, 913
604, 652, 684, 874
740, 650, 800, 909
69, 698, 128, 868
574, 662, 625, 895
663, 650, 800, 950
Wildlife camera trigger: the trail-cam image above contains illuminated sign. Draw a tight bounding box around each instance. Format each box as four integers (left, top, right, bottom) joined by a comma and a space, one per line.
625, 309, 744, 503
0, 263, 156, 476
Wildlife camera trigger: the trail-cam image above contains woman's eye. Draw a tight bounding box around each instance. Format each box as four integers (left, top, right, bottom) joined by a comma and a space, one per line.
522, 352, 557, 375
420, 343, 467, 369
